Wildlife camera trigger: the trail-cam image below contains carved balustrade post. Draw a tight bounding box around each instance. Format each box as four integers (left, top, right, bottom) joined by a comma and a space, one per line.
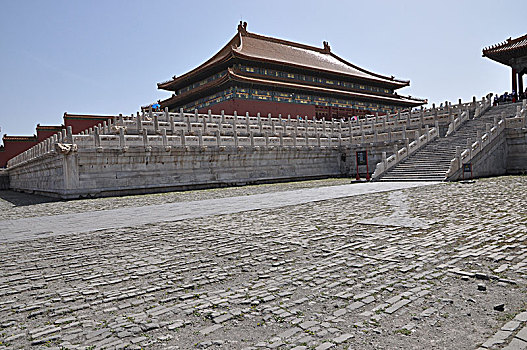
154, 114, 159, 134
119, 127, 126, 150
180, 129, 186, 146
198, 129, 203, 147
136, 112, 142, 133
94, 127, 100, 147
142, 129, 151, 151
216, 130, 221, 147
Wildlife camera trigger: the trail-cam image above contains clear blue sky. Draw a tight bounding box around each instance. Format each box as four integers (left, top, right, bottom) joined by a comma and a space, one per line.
0, 0, 524, 137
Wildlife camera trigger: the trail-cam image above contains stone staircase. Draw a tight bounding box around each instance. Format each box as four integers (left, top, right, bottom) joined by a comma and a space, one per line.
378, 102, 521, 181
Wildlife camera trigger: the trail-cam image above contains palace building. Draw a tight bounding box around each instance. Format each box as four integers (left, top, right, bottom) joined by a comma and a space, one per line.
157, 22, 425, 119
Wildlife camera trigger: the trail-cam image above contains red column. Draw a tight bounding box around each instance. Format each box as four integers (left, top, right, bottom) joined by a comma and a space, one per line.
519, 73, 524, 94
512, 68, 518, 93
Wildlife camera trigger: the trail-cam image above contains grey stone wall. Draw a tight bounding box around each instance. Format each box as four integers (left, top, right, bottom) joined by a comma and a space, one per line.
448, 129, 527, 181
8, 146, 345, 198
0, 169, 9, 190
8, 155, 65, 196
506, 129, 527, 175
470, 133, 508, 179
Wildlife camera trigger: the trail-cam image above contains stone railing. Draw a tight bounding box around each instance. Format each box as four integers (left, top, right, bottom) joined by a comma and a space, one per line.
446, 119, 505, 178
445, 100, 526, 179
473, 95, 493, 118
7, 127, 74, 168
445, 96, 492, 137
6, 97, 485, 169
125, 96, 483, 137
505, 100, 527, 128
372, 123, 440, 180
6, 123, 411, 169
445, 110, 469, 137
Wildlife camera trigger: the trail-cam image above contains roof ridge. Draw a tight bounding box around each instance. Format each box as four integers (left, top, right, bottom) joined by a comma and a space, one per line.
238, 24, 407, 86
242, 30, 329, 54
63, 113, 117, 119
483, 33, 527, 53
36, 125, 63, 129
507, 33, 527, 45
327, 52, 409, 85
158, 34, 238, 90
3, 135, 37, 140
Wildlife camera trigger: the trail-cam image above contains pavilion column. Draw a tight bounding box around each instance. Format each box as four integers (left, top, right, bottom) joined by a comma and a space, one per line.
519, 72, 524, 94
512, 68, 518, 93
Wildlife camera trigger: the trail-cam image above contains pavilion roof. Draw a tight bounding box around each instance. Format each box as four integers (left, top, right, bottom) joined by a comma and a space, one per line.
483, 34, 527, 65
159, 22, 410, 91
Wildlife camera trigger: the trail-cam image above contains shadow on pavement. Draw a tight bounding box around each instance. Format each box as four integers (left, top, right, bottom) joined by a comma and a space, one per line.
0, 190, 61, 207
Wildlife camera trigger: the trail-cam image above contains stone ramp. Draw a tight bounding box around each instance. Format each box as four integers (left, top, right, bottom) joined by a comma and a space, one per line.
0, 181, 436, 243
378, 102, 522, 181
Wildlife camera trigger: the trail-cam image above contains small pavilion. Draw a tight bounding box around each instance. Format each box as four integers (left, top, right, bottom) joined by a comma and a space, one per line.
483, 34, 527, 94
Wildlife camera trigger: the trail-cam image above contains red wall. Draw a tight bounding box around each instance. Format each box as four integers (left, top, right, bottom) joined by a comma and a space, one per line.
36, 126, 63, 142
0, 138, 38, 167
198, 99, 316, 119
64, 117, 113, 135
196, 99, 383, 120
1, 115, 114, 168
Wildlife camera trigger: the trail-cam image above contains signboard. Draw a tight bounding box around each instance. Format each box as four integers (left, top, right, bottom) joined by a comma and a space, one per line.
356, 151, 368, 166
355, 150, 370, 180
462, 163, 472, 180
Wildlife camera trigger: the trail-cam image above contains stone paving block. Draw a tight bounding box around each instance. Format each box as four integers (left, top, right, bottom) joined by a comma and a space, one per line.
333, 333, 354, 344
385, 295, 401, 304
503, 321, 522, 332
481, 330, 512, 348
503, 338, 527, 350
199, 324, 223, 335
384, 299, 411, 314
348, 301, 365, 311
213, 313, 233, 324
517, 327, 527, 342
4, 333, 25, 342
298, 320, 318, 330
278, 327, 301, 339
315, 342, 336, 350
333, 308, 347, 317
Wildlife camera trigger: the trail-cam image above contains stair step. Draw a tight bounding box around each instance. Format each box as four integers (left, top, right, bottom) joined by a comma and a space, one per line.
378, 102, 523, 181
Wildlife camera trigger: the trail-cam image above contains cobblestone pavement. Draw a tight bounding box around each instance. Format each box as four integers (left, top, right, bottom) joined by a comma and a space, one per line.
1, 176, 526, 350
